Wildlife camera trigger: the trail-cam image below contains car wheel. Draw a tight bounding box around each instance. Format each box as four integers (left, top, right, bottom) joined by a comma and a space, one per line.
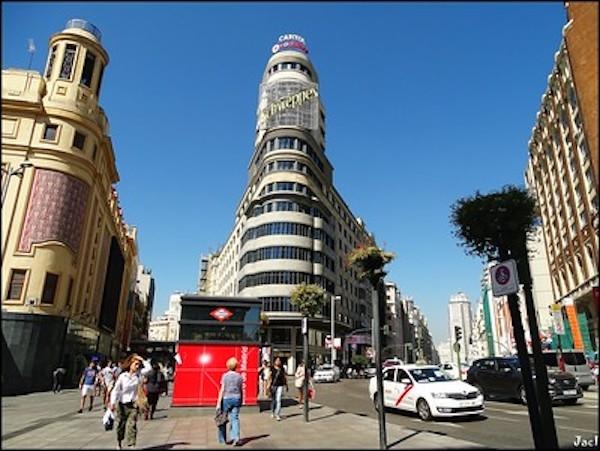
563, 398, 578, 405
417, 398, 432, 421
519, 386, 527, 405
581, 385, 589, 391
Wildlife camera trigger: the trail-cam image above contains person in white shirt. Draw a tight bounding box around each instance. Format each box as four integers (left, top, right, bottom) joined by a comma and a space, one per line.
101, 360, 116, 409
109, 354, 151, 450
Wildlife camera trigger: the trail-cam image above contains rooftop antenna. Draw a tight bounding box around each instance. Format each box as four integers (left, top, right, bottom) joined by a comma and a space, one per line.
27, 38, 35, 70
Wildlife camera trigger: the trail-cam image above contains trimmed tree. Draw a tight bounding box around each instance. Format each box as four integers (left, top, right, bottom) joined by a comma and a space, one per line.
348, 244, 394, 449
290, 283, 326, 422
450, 184, 557, 450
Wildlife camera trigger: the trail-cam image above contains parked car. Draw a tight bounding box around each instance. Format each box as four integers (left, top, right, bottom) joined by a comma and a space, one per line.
466, 356, 582, 405
368, 364, 484, 421
541, 350, 594, 391
313, 363, 341, 383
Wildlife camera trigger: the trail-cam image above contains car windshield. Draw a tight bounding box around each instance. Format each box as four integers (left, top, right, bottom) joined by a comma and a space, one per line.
562, 352, 586, 365
409, 368, 452, 383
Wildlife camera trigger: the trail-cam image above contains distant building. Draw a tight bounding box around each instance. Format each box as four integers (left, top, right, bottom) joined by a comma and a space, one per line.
148, 292, 182, 342
448, 292, 473, 364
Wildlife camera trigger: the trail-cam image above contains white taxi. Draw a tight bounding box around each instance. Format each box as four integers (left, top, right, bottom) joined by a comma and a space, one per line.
368, 364, 485, 421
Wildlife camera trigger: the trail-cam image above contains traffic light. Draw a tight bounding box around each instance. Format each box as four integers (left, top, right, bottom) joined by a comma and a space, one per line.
454, 326, 463, 342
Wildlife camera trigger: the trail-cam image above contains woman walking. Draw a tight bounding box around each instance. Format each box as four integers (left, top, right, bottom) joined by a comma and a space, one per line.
294, 361, 308, 406
215, 357, 244, 446
109, 354, 150, 449
268, 357, 288, 421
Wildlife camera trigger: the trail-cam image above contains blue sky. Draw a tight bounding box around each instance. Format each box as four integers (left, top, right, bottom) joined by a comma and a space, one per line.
2, 2, 567, 345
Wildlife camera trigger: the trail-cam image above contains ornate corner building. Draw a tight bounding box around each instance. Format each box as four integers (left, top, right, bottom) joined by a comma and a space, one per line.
1, 20, 150, 394
525, 3, 598, 354
199, 35, 377, 372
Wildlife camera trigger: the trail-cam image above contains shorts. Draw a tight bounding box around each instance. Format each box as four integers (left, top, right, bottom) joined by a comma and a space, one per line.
81, 384, 95, 397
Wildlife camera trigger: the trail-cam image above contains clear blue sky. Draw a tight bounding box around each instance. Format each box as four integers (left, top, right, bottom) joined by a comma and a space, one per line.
2, 2, 567, 345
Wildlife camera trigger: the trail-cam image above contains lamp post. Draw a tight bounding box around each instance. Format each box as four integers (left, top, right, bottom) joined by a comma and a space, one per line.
1, 160, 33, 206
331, 295, 341, 364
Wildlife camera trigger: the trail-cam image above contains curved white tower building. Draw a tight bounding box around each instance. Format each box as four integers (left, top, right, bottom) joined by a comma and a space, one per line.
201, 35, 376, 372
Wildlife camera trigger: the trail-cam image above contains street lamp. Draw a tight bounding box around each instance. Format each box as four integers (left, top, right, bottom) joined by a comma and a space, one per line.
1, 160, 33, 206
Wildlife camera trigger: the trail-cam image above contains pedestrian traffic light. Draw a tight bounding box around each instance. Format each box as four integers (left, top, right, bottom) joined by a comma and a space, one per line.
454, 326, 463, 342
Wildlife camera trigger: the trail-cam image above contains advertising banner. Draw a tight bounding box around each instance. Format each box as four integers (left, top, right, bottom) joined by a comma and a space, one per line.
257, 80, 319, 130
171, 343, 260, 407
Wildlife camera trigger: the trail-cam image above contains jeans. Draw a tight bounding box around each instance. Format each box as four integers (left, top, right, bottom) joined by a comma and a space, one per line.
271, 386, 284, 417
217, 397, 241, 444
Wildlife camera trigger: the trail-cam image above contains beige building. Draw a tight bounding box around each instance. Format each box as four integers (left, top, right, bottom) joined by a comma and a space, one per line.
2, 19, 141, 393
200, 35, 376, 372
525, 3, 598, 355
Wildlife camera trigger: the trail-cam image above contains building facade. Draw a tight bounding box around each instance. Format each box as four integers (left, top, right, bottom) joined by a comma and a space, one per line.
448, 292, 473, 364
525, 2, 598, 356
2, 19, 139, 394
199, 35, 376, 373
148, 292, 182, 342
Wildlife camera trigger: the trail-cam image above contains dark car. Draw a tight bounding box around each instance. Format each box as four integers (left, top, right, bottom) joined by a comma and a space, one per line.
466, 356, 582, 405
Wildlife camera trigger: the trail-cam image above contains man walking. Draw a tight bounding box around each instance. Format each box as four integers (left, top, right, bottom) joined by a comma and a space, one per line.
52, 365, 66, 393
78, 359, 99, 413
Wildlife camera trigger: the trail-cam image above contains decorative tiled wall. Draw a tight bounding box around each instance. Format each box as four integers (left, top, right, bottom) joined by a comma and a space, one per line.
18, 169, 89, 254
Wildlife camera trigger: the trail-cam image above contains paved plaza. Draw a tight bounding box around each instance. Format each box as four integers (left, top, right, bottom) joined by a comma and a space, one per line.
2, 389, 482, 449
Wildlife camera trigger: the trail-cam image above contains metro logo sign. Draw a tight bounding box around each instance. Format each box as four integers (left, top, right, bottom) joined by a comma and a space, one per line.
209, 307, 233, 322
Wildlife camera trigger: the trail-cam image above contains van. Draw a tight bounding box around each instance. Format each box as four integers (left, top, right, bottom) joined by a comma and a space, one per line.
542, 350, 594, 390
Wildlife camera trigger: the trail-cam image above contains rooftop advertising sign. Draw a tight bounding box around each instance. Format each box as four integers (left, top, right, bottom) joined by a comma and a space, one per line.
272, 34, 308, 54
257, 80, 319, 130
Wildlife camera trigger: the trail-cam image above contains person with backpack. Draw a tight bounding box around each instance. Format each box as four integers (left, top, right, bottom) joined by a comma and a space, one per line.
142, 359, 164, 420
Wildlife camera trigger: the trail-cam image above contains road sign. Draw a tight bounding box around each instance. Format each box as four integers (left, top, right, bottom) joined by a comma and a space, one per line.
453, 342, 461, 353
551, 303, 565, 335
301, 317, 308, 335
490, 259, 519, 296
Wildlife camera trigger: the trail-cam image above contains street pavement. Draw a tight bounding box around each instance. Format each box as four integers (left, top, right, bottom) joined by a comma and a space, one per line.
313, 378, 599, 449
1, 388, 482, 449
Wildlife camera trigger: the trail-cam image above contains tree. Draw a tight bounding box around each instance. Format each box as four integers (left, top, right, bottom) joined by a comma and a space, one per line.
290, 283, 326, 422
348, 244, 394, 450
450, 184, 558, 450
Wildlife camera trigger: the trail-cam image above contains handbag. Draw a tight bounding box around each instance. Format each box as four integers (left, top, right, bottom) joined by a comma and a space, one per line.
134, 382, 150, 413
215, 408, 229, 427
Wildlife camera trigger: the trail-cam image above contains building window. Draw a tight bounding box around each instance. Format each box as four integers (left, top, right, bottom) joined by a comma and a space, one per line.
43, 124, 58, 141
7, 269, 26, 301
73, 131, 86, 150
41, 273, 59, 304
80, 50, 96, 88
59, 44, 78, 80
45, 45, 58, 78
96, 65, 105, 96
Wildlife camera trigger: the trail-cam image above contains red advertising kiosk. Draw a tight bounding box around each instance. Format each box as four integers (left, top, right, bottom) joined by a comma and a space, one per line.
171, 295, 262, 407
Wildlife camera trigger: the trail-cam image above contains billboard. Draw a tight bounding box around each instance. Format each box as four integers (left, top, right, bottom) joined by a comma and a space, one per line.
171, 343, 260, 406
257, 80, 319, 130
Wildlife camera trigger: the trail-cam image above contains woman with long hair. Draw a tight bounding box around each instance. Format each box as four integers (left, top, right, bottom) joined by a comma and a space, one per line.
109, 354, 150, 449
268, 357, 288, 420
215, 357, 244, 446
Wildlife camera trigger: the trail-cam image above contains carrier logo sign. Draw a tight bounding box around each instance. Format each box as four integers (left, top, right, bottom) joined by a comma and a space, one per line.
210, 307, 233, 322
272, 34, 308, 54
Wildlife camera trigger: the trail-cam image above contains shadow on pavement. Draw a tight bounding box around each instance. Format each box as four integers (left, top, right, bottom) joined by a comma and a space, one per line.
387, 429, 449, 448
257, 398, 299, 412
238, 434, 270, 446
140, 442, 190, 450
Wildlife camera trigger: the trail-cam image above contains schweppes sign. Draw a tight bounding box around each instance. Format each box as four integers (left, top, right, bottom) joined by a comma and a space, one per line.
259, 87, 318, 124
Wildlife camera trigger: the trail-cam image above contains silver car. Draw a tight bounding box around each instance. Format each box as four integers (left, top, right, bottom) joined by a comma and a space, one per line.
543, 351, 594, 390
313, 364, 341, 383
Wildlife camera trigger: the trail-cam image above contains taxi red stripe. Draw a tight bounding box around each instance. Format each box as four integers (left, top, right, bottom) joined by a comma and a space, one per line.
394, 384, 413, 406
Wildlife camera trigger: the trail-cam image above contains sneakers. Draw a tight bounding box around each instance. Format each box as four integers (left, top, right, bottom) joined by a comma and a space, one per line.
270, 413, 275, 418
88, 405, 93, 412
276, 415, 282, 421
77, 409, 83, 414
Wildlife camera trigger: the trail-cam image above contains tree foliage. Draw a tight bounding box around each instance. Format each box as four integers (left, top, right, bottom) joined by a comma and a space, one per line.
450, 184, 540, 262
290, 283, 326, 317
347, 245, 395, 287
351, 354, 370, 367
